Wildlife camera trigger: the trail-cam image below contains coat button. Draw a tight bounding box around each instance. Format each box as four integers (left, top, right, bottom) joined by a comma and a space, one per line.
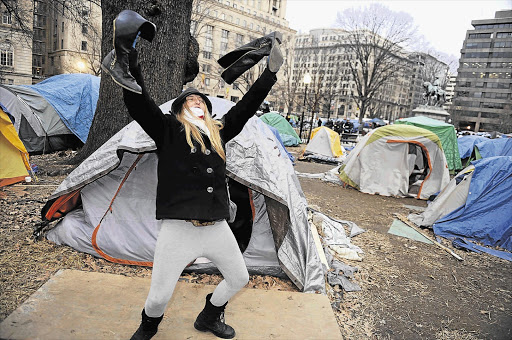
207, 187, 213, 193
207, 168, 213, 174
191, 147, 197, 153
205, 149, 211, 155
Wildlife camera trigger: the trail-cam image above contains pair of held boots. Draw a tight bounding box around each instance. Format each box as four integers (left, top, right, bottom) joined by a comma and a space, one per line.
130, 293, 235, 340
102, 10, 283, 94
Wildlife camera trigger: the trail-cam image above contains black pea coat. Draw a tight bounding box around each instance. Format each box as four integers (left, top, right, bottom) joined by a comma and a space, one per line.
123, 67, 277, 221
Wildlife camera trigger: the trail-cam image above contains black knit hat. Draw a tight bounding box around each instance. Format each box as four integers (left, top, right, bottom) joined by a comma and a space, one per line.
171, 88, 212, 115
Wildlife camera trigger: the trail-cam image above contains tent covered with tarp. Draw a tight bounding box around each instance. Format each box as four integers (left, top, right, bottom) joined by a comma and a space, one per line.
338, 124, 450, 199
259, 112, 300, 146
458, 135, 487, 159
0, 105, 31, 187
39, 97, 325, 293
302, 126, 346, 164
408, 156, 512, 259
0, 74, 99, 153
395, 116, 462, 171
474, 137, 512, 159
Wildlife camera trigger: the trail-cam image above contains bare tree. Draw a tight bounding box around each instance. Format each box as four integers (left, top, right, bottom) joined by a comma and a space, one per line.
74, 0, 195, 163
270, 35, 299, 114
336, 3, 419, 130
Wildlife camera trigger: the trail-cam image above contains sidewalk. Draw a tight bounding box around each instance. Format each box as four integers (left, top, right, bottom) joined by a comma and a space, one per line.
0, 269, 342, 339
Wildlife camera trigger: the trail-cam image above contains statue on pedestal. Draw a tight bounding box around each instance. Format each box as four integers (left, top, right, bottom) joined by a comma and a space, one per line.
422, 77, 446, 107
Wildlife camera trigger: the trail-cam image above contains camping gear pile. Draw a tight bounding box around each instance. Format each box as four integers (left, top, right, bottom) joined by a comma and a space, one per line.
0, 74, 100, 154
39, 97, 325, 293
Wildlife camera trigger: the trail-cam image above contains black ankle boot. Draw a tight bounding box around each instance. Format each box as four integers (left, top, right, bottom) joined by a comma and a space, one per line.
218, 31, 282, 84
194, 293, 235, 339
130, 309, 163, 340
101, 10, 156, 94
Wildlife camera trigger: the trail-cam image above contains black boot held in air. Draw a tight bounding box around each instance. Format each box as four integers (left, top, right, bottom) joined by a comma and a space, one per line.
194, 293, 236, 339
218, 31, 283, 84
101, 10, 156, 94
130, 309, 163, 340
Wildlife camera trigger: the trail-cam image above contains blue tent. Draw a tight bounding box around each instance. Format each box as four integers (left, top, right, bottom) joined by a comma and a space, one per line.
457, 135, 487, 159
267, 125, 295, 164
475, 138, 512, 158
28, 74, 100, 143
433, 156, 512, 253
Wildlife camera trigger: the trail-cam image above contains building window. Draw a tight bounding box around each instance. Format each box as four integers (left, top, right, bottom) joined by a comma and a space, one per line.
8, 79, 13, 85
220, 29, 229, 55
203, 25, 213, 59
81, 41, 87, 51
236, 33, 244, 47
205, 78, 210, 86
82, 23, 88, 34
61, 21, 64, 32
496, 32, 512, 38
61, 39, 63, 49
0, 49, 13, 66
2, 11, 11, 24
231, 96, 239, 103
51, 56, 54, 66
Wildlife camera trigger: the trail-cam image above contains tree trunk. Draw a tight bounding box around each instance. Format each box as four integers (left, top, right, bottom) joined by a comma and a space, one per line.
72, 0, 193, 164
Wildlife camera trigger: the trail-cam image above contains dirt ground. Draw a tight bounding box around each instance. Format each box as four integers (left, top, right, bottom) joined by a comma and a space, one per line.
1, 147, 511, 340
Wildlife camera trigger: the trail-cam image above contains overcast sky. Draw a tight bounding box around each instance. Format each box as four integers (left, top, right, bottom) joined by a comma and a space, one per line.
285, 0, 511, 59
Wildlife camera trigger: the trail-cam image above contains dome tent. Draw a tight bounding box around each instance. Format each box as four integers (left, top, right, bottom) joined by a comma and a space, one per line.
339, 124, 450, 199
395, 116, 462, 172
40, 97, 325, 293
0, 105, 31, 187
259, 112, 300, 146
302, 126, 346, 164
0, 74, 99, 153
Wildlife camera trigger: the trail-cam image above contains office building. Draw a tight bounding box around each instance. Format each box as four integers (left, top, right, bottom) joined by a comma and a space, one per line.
189, 0, 295, 110
452, 10, 512, 132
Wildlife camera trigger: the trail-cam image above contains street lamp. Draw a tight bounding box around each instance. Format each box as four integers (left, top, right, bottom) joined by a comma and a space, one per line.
299, 72, 311, 142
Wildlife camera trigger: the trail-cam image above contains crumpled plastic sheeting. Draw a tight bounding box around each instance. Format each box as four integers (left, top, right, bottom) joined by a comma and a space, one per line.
324, 245, 361, 292
310, 209, 366, 238
295, 165, 343, 185
309, 211, 364, 262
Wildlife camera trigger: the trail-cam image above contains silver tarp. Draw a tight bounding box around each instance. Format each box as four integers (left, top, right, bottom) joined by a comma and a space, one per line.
47, 98, 325, 293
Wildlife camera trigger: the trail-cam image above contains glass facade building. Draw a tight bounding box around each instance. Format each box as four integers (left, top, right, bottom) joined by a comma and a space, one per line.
452, 10, 512, 132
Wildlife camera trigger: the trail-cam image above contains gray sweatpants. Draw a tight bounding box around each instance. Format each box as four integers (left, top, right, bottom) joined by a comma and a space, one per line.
144, 219, 249, 317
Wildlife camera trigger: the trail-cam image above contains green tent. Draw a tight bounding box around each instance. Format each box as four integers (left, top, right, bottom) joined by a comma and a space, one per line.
395, 116, 462, 171
260, 112, 301, 146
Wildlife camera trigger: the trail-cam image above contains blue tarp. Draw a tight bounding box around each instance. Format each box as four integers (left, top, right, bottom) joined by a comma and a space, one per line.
27, 74, 100, 143
475, 138, 512, 158
433, 156, 512, 252
457, 135, 487, 159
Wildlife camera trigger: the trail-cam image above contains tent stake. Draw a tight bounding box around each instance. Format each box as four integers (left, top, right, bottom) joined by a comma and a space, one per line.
394, 213, 463, 261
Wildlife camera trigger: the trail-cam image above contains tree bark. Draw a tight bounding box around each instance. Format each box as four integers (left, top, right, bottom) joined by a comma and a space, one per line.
72, 0, 193, 164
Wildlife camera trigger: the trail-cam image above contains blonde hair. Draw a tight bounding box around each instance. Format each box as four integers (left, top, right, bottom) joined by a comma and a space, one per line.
176, 105, 226, 162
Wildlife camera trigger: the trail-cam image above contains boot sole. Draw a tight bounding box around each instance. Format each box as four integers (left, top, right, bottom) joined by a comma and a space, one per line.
194, 321, 235, 339
101, 64, 142, 94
